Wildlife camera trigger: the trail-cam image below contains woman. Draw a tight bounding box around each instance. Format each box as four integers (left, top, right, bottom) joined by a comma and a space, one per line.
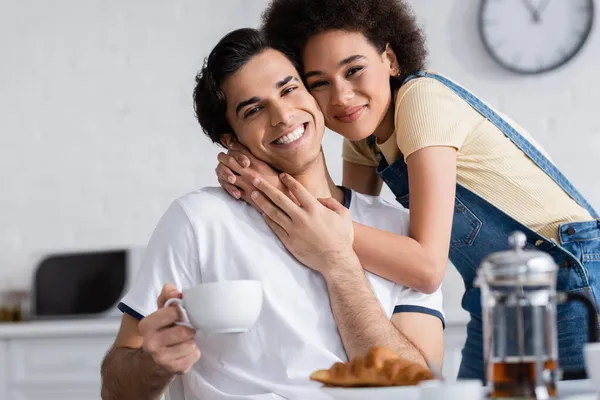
214, 0, 600, 380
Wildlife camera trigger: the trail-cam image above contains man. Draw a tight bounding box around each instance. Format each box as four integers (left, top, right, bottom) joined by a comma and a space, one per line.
100, 28, 444, 400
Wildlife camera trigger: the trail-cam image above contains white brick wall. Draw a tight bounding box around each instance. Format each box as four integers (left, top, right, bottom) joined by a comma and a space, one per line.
1, 1, 599, 321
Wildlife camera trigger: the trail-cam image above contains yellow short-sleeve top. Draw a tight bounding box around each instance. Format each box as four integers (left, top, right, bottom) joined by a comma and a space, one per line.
342, 74, 591, 242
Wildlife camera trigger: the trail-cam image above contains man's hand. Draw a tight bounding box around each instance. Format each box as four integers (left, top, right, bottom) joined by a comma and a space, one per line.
138, 283, 201, 375
250, 173, 356, 274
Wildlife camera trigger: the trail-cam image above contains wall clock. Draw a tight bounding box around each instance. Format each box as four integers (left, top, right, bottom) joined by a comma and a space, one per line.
479, 0, 595, 74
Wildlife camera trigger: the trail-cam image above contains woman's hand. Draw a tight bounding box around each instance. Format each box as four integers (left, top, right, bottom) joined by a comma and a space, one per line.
251, 173, 356, 275
215, 143, 285, 208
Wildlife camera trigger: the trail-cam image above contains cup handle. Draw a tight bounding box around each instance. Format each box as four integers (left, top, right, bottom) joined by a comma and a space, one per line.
164, 298, 194, 329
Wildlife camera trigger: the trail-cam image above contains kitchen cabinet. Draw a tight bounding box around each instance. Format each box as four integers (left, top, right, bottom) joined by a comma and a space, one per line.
0, 318, 119, 400
0, 316, 469, 399
443, 316, 468, 381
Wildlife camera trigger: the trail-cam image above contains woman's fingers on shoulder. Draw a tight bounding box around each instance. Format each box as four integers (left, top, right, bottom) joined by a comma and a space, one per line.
219, 180, 242, 199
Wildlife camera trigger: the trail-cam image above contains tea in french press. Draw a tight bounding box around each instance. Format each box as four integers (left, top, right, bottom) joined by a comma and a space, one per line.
476, 231, 597, 399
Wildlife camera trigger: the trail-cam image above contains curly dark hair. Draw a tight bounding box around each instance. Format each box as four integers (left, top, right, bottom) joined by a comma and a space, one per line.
193, 28, 271, 146
261, 0, 426, 90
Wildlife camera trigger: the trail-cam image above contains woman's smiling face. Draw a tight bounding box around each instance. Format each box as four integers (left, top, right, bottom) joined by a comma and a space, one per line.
302, 30, 399, 141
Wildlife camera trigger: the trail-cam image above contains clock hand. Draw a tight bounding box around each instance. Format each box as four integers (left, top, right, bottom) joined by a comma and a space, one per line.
535, 0, 551, 21
520, 0, 541, 23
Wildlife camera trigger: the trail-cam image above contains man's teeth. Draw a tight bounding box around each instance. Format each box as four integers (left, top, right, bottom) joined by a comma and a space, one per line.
275, 126, 305, 145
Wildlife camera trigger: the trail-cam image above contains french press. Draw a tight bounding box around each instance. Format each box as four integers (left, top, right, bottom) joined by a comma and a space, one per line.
476, 231, 598, 399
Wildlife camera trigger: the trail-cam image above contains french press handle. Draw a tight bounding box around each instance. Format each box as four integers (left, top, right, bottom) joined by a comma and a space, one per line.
557, 291, 598, 380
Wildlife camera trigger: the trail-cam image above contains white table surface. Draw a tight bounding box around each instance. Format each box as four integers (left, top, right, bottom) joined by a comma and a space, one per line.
550, 379, 595, 399
321, 380, 596, 400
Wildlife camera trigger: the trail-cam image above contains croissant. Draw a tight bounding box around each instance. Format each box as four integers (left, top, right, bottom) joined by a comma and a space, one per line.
310, 346, 434, 387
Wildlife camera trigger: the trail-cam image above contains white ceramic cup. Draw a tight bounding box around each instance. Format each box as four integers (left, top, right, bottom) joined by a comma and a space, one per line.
164, 280, 263, 335
418, 379, 484, 400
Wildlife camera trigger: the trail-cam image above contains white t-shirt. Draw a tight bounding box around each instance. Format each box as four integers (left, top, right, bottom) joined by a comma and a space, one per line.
120, 187, 444, 400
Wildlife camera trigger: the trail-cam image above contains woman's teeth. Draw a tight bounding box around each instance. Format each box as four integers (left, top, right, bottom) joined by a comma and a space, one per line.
275, 126, 305, 145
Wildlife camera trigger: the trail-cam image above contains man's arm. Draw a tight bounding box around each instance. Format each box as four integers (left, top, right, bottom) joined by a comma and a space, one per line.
101, 284, 200, 400
247, 175, 443, 365
391, 311, 444, 368
101, 315, 172, 400
322, 253, 442, 368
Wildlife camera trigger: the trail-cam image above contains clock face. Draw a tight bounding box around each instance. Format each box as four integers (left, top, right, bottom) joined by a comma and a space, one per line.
479, 0, 595, 74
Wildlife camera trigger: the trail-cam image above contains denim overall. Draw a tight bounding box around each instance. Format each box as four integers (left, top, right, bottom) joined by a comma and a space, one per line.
369, 71, 600, 381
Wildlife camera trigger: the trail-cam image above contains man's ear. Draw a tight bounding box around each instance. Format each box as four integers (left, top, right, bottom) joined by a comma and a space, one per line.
384, 43, 401, 77
220, 133, 238, 149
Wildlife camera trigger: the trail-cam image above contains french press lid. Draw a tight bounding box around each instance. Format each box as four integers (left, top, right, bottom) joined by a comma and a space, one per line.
478, 231, 558, 285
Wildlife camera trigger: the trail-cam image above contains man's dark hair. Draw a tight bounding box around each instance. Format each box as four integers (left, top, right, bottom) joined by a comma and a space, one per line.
261, 0, 426, 91
193, 28, 270, 146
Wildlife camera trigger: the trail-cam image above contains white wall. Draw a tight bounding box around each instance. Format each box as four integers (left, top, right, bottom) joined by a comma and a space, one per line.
1, 0, 599, 318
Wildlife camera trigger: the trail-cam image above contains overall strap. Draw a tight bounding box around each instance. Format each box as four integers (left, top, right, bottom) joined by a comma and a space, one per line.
401, 71, 598, 219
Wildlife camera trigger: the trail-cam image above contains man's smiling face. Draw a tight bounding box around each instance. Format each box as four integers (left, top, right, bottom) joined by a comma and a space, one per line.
222, 49, 325, 174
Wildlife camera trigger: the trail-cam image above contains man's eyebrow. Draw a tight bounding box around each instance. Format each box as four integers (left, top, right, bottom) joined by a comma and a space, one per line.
304, 55, 366, 80
235, 96, 260, 116
235, 76, 298, 116
276, 75, 298, 88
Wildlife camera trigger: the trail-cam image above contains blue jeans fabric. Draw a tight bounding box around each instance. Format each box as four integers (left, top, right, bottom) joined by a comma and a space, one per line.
369, 71, 600, 381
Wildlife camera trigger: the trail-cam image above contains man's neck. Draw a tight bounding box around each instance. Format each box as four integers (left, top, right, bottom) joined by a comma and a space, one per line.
289, 151, 345, 205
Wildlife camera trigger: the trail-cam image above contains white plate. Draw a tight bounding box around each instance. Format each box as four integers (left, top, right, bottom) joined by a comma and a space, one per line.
321, 386, 419, 400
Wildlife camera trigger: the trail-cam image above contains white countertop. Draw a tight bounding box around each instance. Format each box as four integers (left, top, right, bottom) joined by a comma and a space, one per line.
0, 310, 469, 340
0, 317, 121, 339
0, 314, 468, 341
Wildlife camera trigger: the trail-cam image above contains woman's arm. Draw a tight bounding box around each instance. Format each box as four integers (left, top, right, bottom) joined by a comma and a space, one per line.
342, 162, 441, 291
342, 160, 383, 196
217, 148, 456, 293
347, 147, 457, 294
